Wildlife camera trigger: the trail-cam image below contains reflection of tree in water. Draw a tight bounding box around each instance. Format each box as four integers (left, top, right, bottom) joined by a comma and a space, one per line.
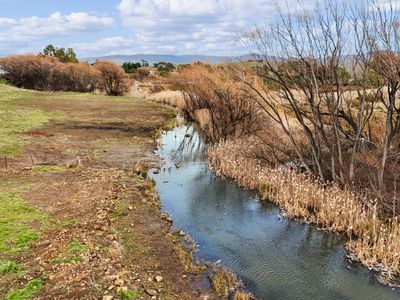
170, 124, 207, 163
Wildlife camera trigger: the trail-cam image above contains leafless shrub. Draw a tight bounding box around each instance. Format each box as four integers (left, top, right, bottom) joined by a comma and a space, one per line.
175, 64, 266, 141
93, 61, 130, 96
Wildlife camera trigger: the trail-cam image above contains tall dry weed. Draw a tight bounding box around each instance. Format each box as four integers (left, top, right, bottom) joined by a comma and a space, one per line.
209, 139, 400, 285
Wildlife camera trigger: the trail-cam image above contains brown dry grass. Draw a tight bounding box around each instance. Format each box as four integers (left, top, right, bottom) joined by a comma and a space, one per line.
210, 265, 241, 299
209, 139, 400, 286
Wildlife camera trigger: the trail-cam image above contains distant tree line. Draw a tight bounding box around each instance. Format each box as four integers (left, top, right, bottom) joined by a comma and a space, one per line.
122, 60, 175, 77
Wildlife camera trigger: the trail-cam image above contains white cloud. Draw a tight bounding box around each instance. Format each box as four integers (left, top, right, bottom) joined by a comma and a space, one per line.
116, 0, 316, 55
0, 12, 114, 46
72, 36, 135, 54
0, 18, 17, 27
117, 0, 272, 55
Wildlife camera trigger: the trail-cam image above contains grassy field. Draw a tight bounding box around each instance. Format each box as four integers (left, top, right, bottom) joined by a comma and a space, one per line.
0, 83, 213, 299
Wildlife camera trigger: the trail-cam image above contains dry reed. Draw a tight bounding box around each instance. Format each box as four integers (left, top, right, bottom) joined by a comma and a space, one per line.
208, 139, 400, 285
209, 265, 255, 299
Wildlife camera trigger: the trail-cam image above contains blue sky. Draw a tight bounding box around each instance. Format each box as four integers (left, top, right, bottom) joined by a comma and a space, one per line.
0, 0, 382, 58
0, 0, 292, 57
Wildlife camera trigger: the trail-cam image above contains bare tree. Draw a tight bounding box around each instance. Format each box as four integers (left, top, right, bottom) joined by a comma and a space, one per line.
236, 0, 400, 195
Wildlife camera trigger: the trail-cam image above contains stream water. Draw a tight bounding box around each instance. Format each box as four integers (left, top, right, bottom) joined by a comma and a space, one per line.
149, 124, 400, 300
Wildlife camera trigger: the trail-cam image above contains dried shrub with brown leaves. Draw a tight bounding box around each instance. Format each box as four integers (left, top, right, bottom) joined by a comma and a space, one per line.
175, 64, 265, 141
93, 61, 130, 96
0, 55, 129, 95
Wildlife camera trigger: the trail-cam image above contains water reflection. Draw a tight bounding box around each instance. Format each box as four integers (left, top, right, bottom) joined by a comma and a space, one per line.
150, 124, 400, 300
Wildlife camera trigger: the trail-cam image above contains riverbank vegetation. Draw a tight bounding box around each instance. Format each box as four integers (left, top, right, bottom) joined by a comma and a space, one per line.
172, 0, 400, 286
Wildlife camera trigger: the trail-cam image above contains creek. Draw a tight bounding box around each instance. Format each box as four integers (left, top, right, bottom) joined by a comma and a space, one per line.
149, 124, 400, 300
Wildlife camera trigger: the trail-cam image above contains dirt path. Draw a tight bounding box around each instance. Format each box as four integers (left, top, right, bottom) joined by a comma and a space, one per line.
0, 88, 215, 299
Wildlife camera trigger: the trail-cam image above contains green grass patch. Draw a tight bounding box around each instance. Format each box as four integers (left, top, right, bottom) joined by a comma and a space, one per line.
0, 84, 62, 156
51, 240, 89, 265
32, 165, 67, 172
6, 279, 43, 300
0, 261, 20, 274
0, 191, 47, 253
58, 219, 79, 228
119, 289, 142, 300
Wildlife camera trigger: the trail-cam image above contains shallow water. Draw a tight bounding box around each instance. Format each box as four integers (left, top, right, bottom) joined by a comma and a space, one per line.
149, 124, 400, 300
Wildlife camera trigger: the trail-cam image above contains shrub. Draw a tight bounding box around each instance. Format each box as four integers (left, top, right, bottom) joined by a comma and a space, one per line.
122, 62, 141, 73
0, 55, 57, 90
0, 55, 100, 92
93, 61, 129, 96
175, 64, 265, 141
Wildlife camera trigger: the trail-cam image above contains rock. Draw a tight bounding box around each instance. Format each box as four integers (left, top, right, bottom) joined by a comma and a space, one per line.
145, 289, 158, 296
154, 275, 163, 283
102, 296, 114, 300
116, 286, 128, 293
178, 230, 185, 236
114, 278, 124, 286
128, 206, 133, 211
184, 134, 191, 138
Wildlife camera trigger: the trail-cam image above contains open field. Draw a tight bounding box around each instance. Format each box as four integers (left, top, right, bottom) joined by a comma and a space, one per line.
0, 84, 214, 299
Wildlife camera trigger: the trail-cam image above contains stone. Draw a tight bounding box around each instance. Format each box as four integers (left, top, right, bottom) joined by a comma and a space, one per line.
116, 286, 128, 293
114, 278, 124, 286
102, 296, 113, 300
178, 230, 185, 236
145, 289, 158, 296
154, 275, 163, 283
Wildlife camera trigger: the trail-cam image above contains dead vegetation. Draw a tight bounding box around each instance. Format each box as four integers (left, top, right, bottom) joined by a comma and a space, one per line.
209, 138, 400, 286
175, 64, 265, 141
209, 265, 255, 300
0, 55, 129, 95
165, 0, 400, 287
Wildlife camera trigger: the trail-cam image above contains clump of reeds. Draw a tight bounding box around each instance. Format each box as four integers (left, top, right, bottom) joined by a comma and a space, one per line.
209, 265, 255, 299
233, 290, 254, 300
208, 138, 400, 286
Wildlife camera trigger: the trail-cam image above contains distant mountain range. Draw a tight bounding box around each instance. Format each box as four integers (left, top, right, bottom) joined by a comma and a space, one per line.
82, 54, 253, 65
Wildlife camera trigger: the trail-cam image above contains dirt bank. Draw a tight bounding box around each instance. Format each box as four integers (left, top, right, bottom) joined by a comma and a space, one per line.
0, 85, 215, 299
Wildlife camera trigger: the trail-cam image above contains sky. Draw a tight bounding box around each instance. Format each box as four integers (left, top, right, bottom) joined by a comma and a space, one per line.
0, 0, 319, 58
0, 0, 392, 58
